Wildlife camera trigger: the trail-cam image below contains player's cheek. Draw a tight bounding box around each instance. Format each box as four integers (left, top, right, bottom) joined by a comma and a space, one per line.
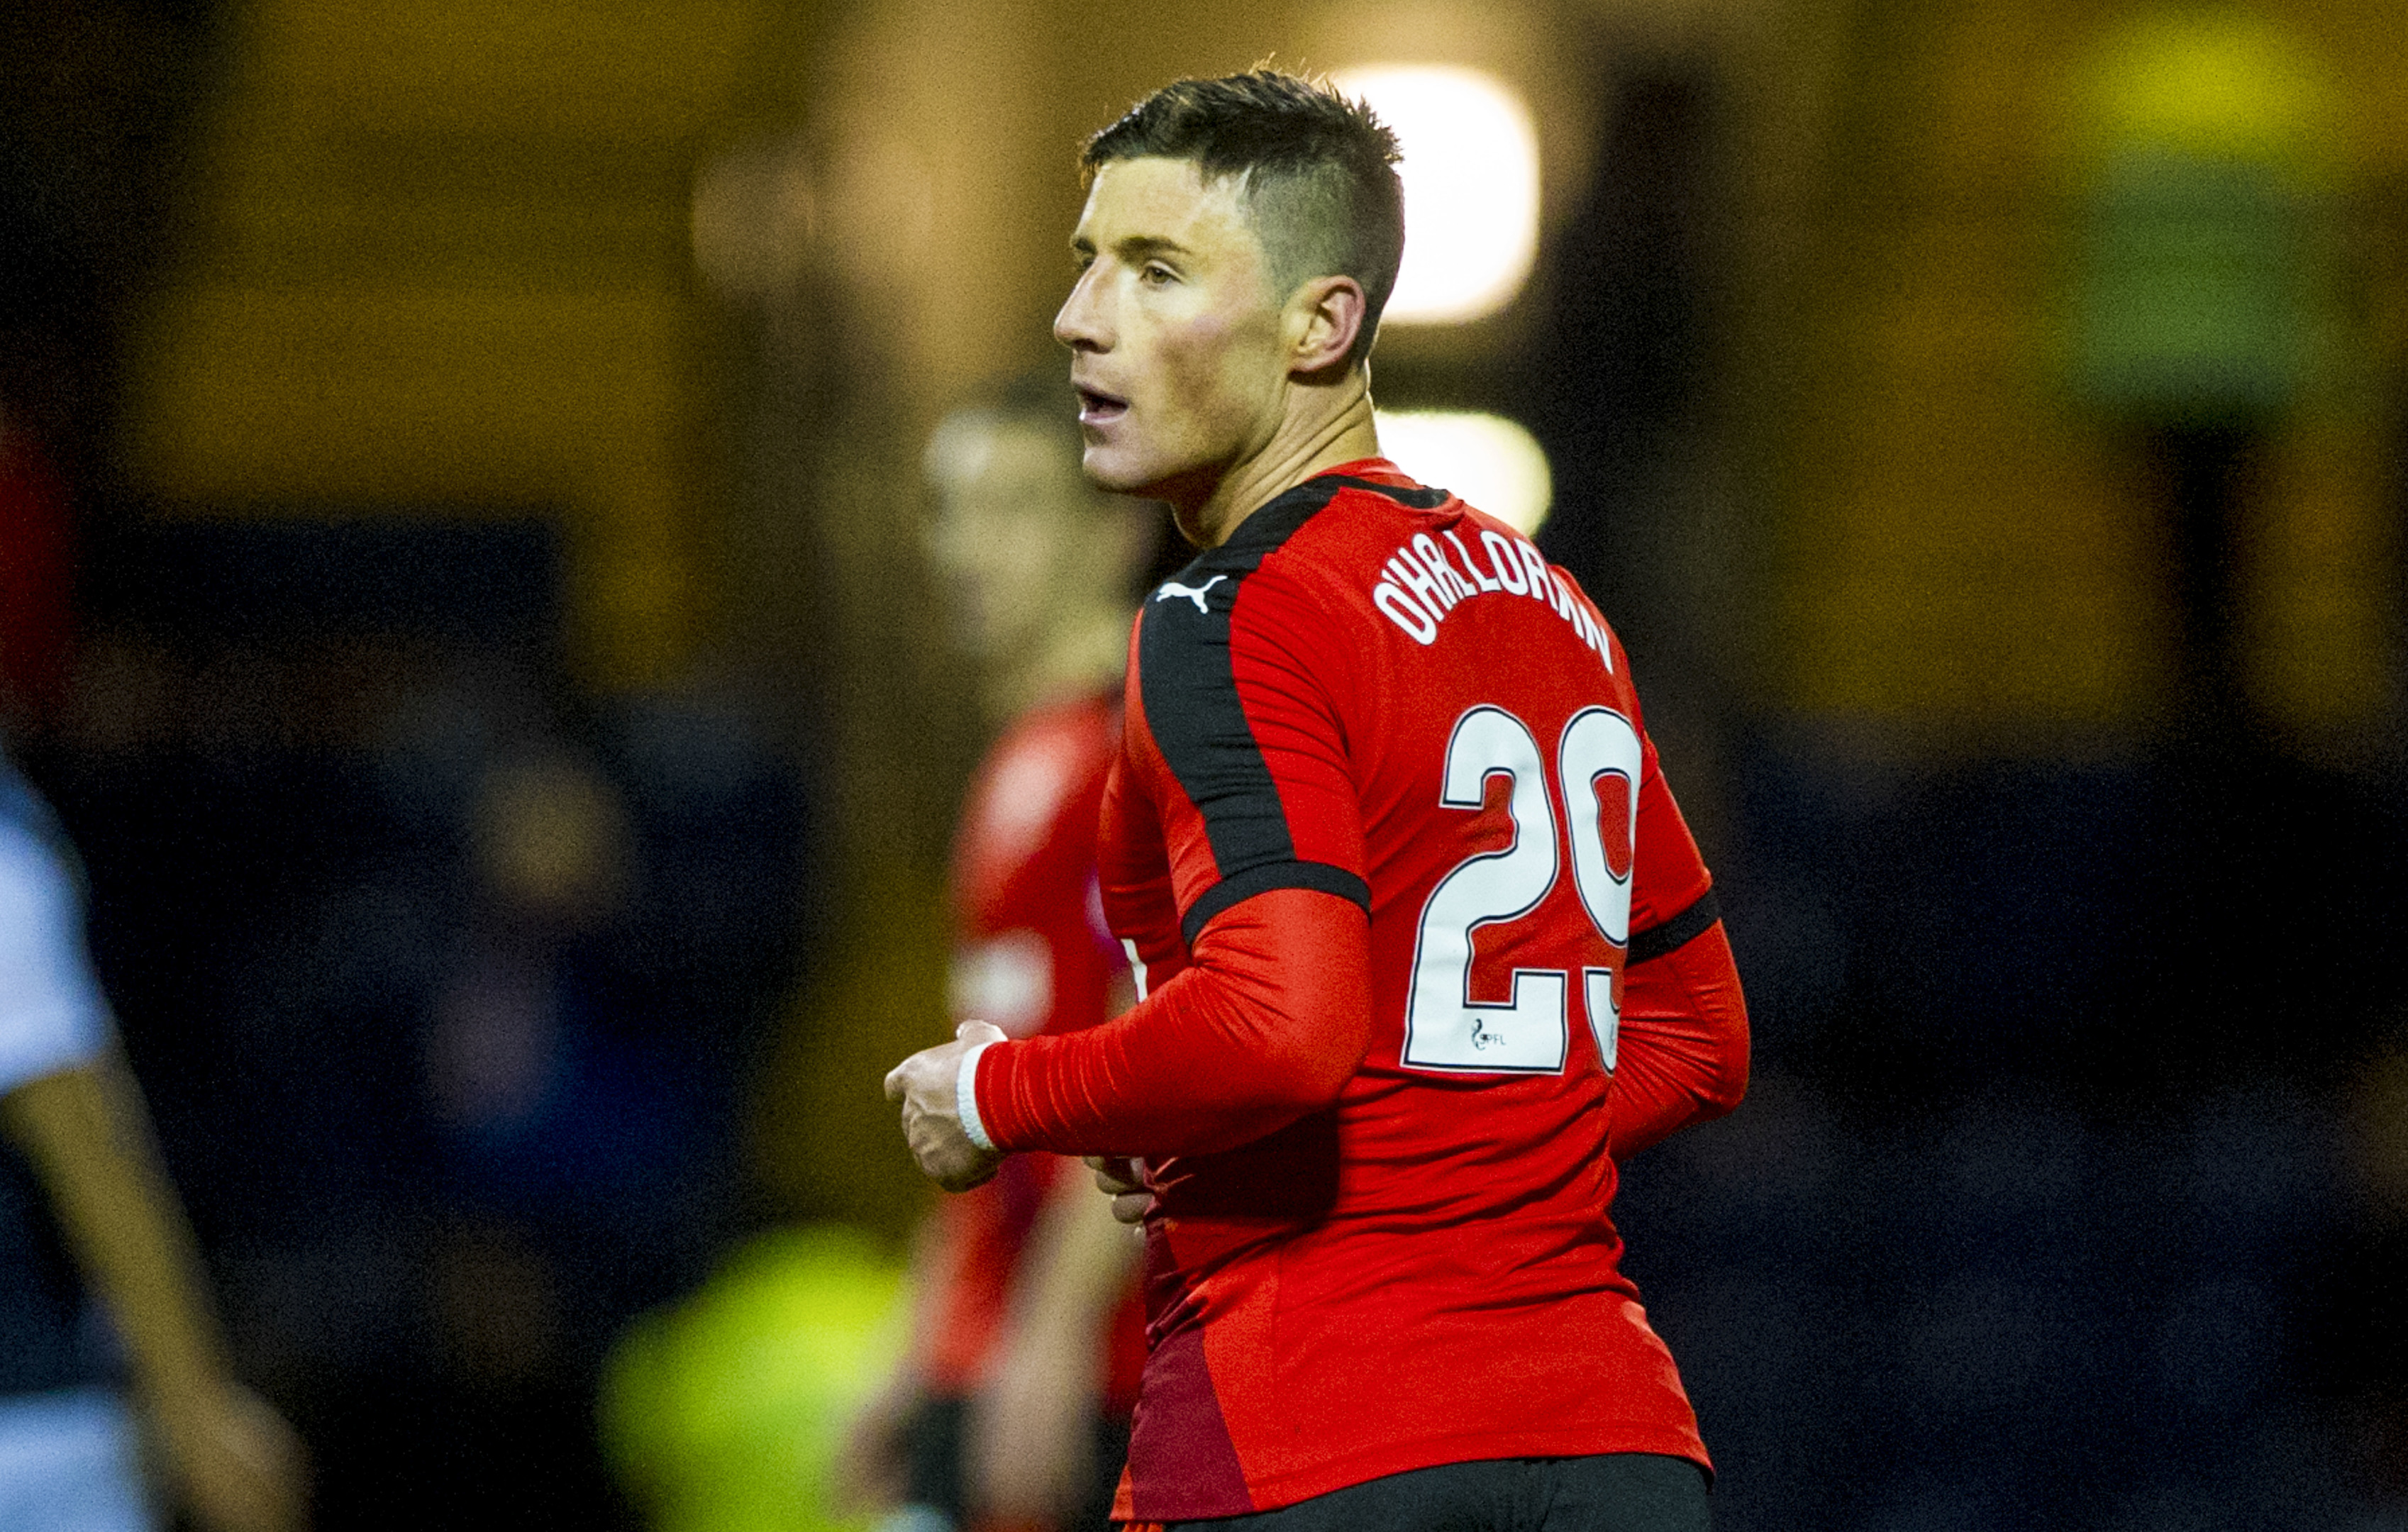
1160, 335, 1241, 452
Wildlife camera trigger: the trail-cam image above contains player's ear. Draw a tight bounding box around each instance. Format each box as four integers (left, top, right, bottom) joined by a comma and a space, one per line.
1287, 274, 1367, 377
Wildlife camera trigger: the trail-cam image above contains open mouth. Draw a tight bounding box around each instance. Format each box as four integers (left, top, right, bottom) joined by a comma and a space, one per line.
1075, 386, 1128, 426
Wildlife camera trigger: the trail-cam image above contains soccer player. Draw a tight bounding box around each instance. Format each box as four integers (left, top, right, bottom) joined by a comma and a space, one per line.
885, 72, 1749, 1532
844, 386, 1155, 1532
1, 743, 306, 1531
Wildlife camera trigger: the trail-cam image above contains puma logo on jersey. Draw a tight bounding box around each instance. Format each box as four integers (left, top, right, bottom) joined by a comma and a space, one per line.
1155, 575, 1227, 614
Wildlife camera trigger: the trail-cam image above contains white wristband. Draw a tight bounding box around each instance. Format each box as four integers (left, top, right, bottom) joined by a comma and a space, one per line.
956, 1040, 997, 1153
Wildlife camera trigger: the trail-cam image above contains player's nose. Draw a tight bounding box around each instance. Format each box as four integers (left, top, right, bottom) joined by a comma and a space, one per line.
1053, 266, 1111, 353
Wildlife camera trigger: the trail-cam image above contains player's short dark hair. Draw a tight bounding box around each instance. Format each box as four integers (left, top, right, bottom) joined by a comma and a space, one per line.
1083, 70, 1404, 368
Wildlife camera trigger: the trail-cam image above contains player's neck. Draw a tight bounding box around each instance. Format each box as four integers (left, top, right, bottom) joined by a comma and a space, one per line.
986, 604, 1128, 720
1188, 371, 1380, 549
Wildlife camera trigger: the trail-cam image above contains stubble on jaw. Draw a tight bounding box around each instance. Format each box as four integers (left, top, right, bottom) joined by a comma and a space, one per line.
1123, 309, 1286, 521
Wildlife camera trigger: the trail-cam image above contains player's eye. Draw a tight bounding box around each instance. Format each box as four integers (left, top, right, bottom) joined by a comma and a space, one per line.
1139, 262, 1176, 286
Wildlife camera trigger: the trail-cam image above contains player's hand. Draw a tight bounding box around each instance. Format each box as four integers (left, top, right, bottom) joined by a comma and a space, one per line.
884, 1020, 1006, 1192
1085, 1155, 1153, 1224
151, 1377, 309, 1532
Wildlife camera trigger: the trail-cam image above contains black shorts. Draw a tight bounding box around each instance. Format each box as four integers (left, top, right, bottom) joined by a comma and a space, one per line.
1155, 1453, 1710, 1532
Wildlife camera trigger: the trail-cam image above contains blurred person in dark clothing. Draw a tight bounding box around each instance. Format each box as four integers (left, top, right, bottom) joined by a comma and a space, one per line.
0, 743, 306, 1532
841, 384, 1155, 1532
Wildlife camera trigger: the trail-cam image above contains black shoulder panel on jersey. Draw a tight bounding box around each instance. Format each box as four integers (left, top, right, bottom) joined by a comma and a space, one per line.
1141, 472, 1411, 943
1317, 474, 1450, 510
1140, 477, 1341, 903
1629, 887, 1722, 965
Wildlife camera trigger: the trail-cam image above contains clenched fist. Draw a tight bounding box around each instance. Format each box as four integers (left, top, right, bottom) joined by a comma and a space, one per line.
884, 1020, 1006, 1191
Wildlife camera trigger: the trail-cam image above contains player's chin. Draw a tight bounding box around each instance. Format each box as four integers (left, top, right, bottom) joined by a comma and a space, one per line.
1077, 443, 1161, 498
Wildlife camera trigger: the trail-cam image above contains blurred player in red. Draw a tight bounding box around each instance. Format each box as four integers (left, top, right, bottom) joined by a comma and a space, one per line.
887, 72, 1749, 1531
847, 383, 1158, 1532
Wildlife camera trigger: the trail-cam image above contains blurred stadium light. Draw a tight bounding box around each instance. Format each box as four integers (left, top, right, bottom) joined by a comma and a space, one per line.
1375, 409, 1553, 534
1332, 65, 1540, 324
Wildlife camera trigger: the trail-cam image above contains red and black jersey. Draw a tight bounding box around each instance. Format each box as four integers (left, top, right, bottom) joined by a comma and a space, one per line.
972, 461, 1749, 1521
919, 691, 1147, 1414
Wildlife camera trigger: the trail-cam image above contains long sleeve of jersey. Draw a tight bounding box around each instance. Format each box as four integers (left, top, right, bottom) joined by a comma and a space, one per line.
975, 548, 1375, 1159
975, 886, 1369, 1158
1611, 731, 1750, 1160
1611, 921, 1748, 1160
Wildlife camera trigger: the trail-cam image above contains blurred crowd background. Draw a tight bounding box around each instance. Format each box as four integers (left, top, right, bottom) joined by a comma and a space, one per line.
3, 0, 2406, 1528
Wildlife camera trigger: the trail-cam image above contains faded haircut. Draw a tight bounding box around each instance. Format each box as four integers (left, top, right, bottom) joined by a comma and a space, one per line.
1083, 70, 1404, 367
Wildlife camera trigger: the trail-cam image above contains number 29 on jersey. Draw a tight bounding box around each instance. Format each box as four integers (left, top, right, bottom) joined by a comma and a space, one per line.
1404, 704, 1640, 1075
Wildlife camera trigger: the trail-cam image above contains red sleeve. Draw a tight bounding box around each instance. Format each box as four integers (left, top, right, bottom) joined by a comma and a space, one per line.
1611, 922, 1748, 1159
974, 887, 1370, 1158
977, 550, 1373, 1157
1610, 735, 1748, 1159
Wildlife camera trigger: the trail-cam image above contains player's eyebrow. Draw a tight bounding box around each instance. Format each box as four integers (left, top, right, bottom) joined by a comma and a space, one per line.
1070, 233, 1194, 264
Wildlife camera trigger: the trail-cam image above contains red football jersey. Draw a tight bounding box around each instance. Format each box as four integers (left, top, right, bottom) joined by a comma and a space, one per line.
973, 462, 1748, 1520
920, 691, 1147, 1412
